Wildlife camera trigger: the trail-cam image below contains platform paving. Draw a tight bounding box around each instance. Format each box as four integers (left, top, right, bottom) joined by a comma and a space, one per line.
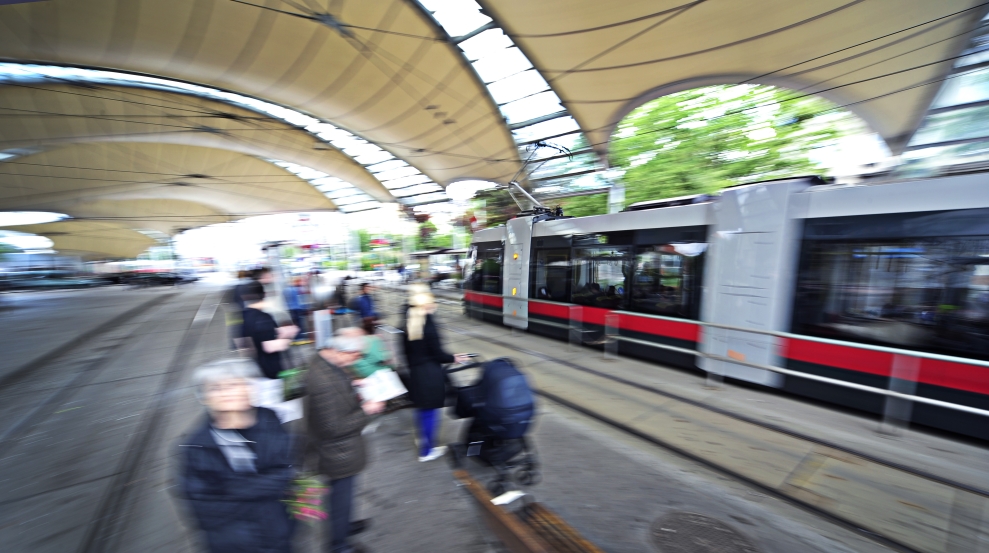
395, 294, 989, 553
5, 281, 987, 552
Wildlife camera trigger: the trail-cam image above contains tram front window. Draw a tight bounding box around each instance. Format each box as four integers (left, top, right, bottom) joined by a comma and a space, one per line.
572, 248, 629, 309
470, 249, 503, 294
630, 244, 705, 319
792, 238, 989, 360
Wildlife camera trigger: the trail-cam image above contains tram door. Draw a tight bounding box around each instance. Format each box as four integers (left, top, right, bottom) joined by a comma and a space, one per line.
504, 216, 535, 329
699, 179, 810, 386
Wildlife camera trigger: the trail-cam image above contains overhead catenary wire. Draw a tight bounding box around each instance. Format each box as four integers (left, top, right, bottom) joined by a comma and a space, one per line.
225, 0, 519, 163
0, 171, 317, 186
3, 81, 239, 119
0, 160, 343, 179
5, 57, 946, 169
229, 0, 445, 42
742, 1, 989, 83
546, 0, 706, 82
543, 0, 866, 76
509, 0, 710, 39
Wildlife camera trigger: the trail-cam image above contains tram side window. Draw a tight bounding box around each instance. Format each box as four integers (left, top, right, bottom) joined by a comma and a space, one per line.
572, 248, 629, 309
470, 249, 503, 293
630, 244, 705, 319
531, 249, 570, 301
792, 238, 989, 360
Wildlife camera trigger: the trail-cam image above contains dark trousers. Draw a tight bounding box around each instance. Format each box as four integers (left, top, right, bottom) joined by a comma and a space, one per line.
326, 475, 355, 553
290, 309, 308, 335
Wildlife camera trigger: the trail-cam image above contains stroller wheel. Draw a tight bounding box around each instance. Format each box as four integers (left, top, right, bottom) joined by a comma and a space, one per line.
517, 469, 541, 486
487, 480, 507, 497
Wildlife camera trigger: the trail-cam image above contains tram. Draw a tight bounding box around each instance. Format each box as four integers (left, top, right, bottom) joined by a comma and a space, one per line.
463, 174, 989, 440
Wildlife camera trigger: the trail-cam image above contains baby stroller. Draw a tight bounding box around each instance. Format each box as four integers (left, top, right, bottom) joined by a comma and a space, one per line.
447, 357, 540, 496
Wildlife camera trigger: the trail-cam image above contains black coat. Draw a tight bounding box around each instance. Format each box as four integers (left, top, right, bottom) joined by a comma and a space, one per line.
402, 314, 455, 409
178, 408, 295, 553
305, 354, 369, 480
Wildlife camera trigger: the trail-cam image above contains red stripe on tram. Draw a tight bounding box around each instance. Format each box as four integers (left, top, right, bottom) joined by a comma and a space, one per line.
464, 291, 503, 308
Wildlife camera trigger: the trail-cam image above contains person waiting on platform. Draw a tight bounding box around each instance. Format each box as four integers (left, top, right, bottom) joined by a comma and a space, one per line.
401, 284, 471, 462
352, 282, 379, 334
242, 281, 298, 379
284, 276, 310, 340
177, 359, 296, 553
337, 327, 392, 379
306, 334, 385, 553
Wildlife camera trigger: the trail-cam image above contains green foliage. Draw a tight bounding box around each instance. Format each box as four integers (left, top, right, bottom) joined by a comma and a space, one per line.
429, 233, 453, 249
613, 85, 843, 207
534, 85, 849, 220
414, 221, 437, 251
356, 229, 371, 253
323, 260, 348, 270
557, 193, 609, 218
472, 189, 518, 229
358, 250, 401, 271
0, 242, 21, 255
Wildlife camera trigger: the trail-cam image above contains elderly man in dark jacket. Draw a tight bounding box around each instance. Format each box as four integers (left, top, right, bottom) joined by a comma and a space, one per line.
178, 359, 295, 553
306, 333, 385, 553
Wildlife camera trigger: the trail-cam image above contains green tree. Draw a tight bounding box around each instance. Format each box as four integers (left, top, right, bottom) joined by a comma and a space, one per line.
472, 188, 518, 229
416, 221, 437, 250
557, 194, 608, 218
356, 229, 371, 253
614, 85, 843, 206
547, 85, 847, 217
429, 233, 453, 249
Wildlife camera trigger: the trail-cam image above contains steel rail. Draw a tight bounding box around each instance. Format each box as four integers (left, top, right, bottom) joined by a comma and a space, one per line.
77, 292, 220, 553
439, 319, 989, 501
0, 293, 179, 452
385, 284, 989, 552
0, 291, 172, 390
531, 386, 922, 553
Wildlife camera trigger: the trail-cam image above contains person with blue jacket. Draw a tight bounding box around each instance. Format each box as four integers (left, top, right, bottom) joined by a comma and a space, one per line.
284, 276, 310, 337
352, 282, 379, 334
177, 359, 296, 553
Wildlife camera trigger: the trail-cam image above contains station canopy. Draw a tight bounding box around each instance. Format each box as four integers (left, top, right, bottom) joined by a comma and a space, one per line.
0, 220, 158, 259
0, 0, 984, 257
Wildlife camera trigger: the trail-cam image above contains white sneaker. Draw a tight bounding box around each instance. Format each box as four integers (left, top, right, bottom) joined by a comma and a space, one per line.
418, 446, 447, 462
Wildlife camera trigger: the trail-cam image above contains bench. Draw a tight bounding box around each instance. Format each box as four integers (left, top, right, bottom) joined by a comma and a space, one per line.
453, 470, 605, 553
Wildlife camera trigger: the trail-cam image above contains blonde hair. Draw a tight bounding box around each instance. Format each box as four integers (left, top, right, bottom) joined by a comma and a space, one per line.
406, 284, 435, 341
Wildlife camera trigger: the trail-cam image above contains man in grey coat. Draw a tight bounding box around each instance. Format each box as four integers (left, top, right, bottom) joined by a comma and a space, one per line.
306, 334, 384, 553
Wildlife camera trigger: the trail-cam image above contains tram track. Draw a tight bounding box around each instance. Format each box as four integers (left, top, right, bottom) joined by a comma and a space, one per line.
425, 300, 989, 553
76, 292, 219, 553
0, 291, 172, 392
0, 292, 178, 452
0, 288, 222, 553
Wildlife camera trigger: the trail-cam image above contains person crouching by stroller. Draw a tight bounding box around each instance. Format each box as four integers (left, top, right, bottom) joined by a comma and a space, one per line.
401, 285, 470, 462
306, 334, 385, 553
177, 359, 296, 553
